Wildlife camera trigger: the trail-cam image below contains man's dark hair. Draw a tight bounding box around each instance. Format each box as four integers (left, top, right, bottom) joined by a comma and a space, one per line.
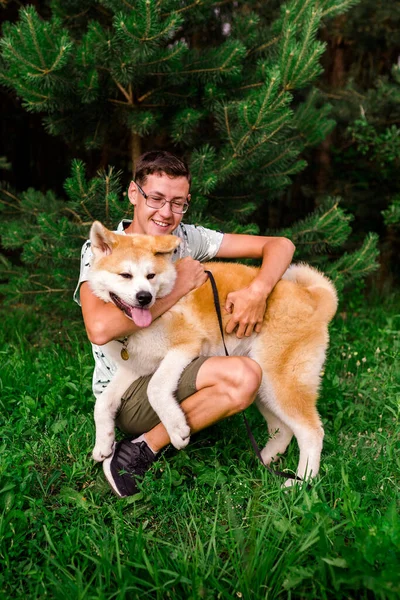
135, 151, 191, 188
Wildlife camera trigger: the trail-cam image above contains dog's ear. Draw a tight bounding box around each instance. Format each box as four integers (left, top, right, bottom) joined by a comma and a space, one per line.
90, 221, 117, 257
152, 235, 181, 255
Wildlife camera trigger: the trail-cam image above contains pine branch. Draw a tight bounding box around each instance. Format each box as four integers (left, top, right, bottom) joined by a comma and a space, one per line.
0, 157, 11, 171
325, 233, 380, 290
276, 198, 353, 256
223, 105, 236, 151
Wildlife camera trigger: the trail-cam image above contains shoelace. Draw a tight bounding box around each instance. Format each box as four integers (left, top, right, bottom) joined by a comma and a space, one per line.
117, 441, 154, 476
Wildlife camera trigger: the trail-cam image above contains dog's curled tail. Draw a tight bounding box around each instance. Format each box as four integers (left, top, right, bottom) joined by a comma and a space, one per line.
282, 263, 338, 322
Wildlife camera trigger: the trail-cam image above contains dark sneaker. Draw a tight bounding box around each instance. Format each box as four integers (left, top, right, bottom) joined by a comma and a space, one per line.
102, 439, 156, 498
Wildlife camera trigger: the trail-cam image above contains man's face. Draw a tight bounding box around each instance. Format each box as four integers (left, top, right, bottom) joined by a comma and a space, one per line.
127, 173, 190, 236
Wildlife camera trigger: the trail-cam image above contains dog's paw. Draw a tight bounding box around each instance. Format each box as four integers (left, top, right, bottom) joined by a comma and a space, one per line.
167, 419, 191, 450
282, 477, 300, 489
170, 428, 190, 450
92, 437, 114, 462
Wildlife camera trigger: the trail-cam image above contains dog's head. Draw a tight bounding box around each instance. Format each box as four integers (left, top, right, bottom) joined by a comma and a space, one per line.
87, 221, 181, 327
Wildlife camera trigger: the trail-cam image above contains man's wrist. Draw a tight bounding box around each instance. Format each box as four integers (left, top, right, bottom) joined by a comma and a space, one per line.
249, 278, 273, 298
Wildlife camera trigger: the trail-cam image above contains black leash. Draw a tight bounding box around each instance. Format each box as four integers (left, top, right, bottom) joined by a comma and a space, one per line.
205, 270, 302, 483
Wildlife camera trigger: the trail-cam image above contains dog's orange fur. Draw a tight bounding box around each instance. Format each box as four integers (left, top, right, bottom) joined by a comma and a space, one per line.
89, 224, 338, 482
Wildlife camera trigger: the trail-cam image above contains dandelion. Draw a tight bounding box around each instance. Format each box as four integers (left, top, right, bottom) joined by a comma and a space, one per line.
376, 347, 381, 353
367, 368, 371, 372
362, 357, 367, 363
356, 360, 361, 367
362, 475, 366, 481
354, 351, 358, 356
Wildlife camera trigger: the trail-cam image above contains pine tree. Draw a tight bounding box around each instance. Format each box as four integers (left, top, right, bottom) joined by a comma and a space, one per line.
0, 0, 378, 320
308, 1, 400, 279
348, 62, 400, 229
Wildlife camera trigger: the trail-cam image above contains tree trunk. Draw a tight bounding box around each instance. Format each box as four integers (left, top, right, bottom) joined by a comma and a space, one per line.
131, 132, 142, 176
316, 16, 347, 196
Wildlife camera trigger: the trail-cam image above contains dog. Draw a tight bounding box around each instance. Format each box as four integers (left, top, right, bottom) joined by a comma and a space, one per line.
87, 221, 338, 483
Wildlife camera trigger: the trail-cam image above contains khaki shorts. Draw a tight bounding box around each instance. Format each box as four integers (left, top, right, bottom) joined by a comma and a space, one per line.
115, 356, 209, 437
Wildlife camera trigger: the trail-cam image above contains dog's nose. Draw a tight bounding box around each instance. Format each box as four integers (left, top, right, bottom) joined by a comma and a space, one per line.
136, 291, 152, 306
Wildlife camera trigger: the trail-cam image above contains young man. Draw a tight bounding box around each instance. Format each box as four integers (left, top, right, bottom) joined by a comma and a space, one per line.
75, 151, 295, 498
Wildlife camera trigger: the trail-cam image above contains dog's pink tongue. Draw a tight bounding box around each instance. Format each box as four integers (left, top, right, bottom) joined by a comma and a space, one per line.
131, 307, 152, 327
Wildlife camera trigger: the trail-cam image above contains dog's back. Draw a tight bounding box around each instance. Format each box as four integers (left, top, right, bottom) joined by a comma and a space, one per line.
181, 260, 337, 336
89, 223, 338, 482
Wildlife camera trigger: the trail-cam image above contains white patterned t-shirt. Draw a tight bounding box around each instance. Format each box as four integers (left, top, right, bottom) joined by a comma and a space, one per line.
74, 220, 224, 397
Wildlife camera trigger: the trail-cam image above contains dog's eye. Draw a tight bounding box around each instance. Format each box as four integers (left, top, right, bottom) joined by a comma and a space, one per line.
120, 273, 132, 279
147, 273, 156, 280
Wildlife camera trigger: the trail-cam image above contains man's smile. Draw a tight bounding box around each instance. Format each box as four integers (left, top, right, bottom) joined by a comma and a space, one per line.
152, 218, 171, 229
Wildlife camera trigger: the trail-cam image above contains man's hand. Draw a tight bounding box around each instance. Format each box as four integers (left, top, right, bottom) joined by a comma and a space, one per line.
174, 257, 209, 295
225, 282, 268, 338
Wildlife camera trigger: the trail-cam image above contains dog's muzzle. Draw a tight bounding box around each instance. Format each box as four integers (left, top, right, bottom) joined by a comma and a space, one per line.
136, 291, 152, 307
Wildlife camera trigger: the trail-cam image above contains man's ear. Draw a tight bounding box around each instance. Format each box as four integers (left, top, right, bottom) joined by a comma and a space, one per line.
152, 235, 181, 255
127, 181, 138, 206
90, 221, 117, 258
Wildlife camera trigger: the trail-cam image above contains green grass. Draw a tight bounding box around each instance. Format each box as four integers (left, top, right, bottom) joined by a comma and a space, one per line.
0, 293, 399, 599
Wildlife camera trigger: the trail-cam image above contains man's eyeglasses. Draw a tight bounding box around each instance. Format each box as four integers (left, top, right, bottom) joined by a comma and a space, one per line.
136, 182, 189, 215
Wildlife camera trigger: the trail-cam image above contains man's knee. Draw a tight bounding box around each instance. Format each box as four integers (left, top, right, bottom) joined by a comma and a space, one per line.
221, 357, 262, 412
196, 356, 262, 411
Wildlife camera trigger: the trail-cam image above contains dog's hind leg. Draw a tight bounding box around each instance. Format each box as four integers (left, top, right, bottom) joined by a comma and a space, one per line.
288, 411, 324, 485
257, 378, 324, 484
255, 399, 294, 465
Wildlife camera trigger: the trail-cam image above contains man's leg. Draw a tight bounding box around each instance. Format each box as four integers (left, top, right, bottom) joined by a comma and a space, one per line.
103, 356, 262, 497
145, 356, 262, 451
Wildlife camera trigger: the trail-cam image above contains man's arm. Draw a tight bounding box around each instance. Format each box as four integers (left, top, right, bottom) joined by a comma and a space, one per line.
80, 257, 208, 345
216, 233, 295, 338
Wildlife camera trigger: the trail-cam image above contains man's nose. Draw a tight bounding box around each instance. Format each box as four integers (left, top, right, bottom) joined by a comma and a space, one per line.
158, 200, 173, 217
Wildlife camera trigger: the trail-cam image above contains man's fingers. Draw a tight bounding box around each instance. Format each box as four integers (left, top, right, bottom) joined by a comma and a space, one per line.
226, 317, 249, 339
225, 300, 233, 314
225, 316, 263, 338
235, 323, 247, 339
245, 324, 255, 337
225, 316, 237, 334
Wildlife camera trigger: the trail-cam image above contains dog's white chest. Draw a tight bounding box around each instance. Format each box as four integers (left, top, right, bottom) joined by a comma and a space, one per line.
126, 323, 170, 375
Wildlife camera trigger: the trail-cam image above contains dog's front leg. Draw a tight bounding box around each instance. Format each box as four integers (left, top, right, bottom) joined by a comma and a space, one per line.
92, 367, 139, 462
147, 348, 198, 450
